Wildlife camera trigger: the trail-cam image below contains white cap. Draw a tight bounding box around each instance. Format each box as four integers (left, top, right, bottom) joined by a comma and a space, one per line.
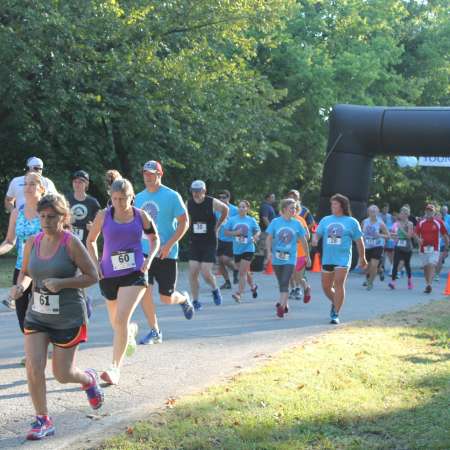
190, 180, 206, 191
26, 157, 44, 168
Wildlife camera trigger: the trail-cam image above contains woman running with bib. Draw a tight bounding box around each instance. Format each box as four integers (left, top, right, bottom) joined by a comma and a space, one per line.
87, 178, 159, 385
9, 193, 103, 440
389, 207, 414, 290
266, 198, 310, 318
361, 205, 390, 290
313, 194, 367, 325
224, 200, 260, 303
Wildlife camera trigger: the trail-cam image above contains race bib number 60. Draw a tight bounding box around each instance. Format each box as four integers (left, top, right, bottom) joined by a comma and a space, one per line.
111, 250, 136, 271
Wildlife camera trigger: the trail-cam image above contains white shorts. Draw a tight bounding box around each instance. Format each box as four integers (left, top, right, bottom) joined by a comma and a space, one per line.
420, 251, 439, 266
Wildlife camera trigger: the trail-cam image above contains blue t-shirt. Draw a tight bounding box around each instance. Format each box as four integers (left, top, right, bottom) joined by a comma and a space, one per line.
225, 215, 260, 255
266, 216, 306, 266
216, 203, 239, 242
134, 185, 187, 259
316, 215, 363, 268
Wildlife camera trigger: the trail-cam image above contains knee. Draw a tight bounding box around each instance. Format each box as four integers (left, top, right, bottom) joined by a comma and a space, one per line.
26, 359, 46, 381
53, 366, 72, 384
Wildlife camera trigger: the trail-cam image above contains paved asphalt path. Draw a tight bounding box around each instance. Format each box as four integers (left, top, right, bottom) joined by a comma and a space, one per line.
0, 264, 446, 449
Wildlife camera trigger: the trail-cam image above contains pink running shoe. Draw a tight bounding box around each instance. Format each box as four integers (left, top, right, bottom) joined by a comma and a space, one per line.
407, 278, 413, 290
26, 416, 55, 440
303, 286, 312, 304
82, 369, 104, 410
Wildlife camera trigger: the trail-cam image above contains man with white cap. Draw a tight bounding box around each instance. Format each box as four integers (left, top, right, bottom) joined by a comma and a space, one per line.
187, 180, 228, 310
4, 156, 57, 212
134, 160, 194, 345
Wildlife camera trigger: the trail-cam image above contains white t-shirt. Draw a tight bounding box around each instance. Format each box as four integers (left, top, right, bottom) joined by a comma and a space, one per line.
6, 175, 57, 209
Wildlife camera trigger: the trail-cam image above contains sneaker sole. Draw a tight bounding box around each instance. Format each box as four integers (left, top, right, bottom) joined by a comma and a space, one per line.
100, 371, 119, 385
27, 429, 55, 440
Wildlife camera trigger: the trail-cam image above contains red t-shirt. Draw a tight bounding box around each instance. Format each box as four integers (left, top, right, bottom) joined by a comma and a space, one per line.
415, 218, 447, 251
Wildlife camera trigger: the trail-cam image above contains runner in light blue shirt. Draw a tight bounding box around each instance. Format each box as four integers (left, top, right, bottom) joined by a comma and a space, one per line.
313, 194, 367, 325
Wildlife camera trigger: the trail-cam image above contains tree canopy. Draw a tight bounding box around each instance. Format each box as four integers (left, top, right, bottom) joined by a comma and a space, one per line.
0, 0, 449, 228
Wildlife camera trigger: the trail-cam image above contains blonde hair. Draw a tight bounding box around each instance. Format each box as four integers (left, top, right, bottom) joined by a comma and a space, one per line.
105, 170, 122, 187
25, 172, 46, 197
37, 193, 71, 229
111, 178, 135, 198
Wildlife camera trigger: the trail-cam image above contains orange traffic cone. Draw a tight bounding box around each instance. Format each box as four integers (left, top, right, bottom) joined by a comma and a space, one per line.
264, 259, 273, 275
311, 253, 321, 273
443, 271, 450, 295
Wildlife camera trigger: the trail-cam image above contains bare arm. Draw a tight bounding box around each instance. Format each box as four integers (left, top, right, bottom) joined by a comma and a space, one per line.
379, 222, 390, 239
265, 233, 273, 260
85, 209, 105, 277
213, 199, 228, 233
140, 210, 160, 271
299, 235, 311, 266
9, 236, 34, 299
355, 237, 368, 268
4, 195, 15, 213
160, 212, 189, 259
0, 209, 18, 255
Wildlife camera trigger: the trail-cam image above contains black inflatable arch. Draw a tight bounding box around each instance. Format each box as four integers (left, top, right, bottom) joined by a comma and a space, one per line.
319, 104, 450, 221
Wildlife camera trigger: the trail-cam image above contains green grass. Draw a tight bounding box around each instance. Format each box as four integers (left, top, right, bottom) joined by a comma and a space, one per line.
102, 302, 450, 450
0, 256, 15, 288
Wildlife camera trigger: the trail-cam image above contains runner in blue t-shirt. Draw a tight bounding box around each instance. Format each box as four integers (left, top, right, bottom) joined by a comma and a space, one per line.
224, 200, 260, 303
134, 160, 194, 345
266, 198, 310, 318
313, 194, 367, 325
215, 189, 239, 289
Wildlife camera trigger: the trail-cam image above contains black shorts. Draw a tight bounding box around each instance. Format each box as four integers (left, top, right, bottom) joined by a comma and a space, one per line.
217, 240, 233, 258
147, 257, 177, 297
24, 322, 88, 348
322, 264, 349, 272
234, 252, 254, 263
189, 243, 217, 263
365, 246, 384, 261
100, 271, 148, 301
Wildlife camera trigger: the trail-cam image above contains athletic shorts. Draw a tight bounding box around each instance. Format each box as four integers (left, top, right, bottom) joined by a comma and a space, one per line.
100, 270, 148, 300
365, 246, 383, 261
295, 256, 306, 272
217, 240, 233, 258
189, 243, 216, 263
24, 322, 88, 348
322, 264, 349, 272
420, 251, 439, 266
234, 252, 254, 263
147, 257, 177, 297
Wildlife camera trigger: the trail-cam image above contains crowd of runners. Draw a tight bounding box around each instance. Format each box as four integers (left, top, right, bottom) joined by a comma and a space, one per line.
1, 156, 449, 440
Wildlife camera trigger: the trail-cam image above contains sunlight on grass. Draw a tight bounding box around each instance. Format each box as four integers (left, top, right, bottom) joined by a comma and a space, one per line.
103, 301, 450, 450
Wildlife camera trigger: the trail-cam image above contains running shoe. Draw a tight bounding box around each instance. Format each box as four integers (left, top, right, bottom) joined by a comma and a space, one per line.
26, 416, 55, 440
212, 289, 222, 305
379, 270, 385, 282
330, 304, 336, 320
126, 322, 138, 357
251, 285, 258, 299
139, 328, 163, 345
232, 292, 241, 303
424, 285, 432, 294
434, 274, 440, 282
388, 281, 396, 290
180, 292, 194, 319
82, 369, 104, 410
362, 281, 368, 287
284, 305, 289, 314
407, 278, 413, 290
233, 270, 239, 284
294, 288, 302, 301
100, 367, 120, 385
193, 299, 203, 311
2, 298, 15, 310
220, 280, 232, 290
276, 303, 285, 318
303, 286, 311, 304
330, 314, 340, 325
288, 289, 295, 299
366, 280, 373, 291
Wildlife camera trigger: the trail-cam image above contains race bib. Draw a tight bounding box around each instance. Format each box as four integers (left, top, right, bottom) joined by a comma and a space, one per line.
193, 222, 207, 234
327, 237, 342, 245
236, 236, 248, 244
397, 239, 407, 248
32, 290, 60, 315
424, 245, 434, 254
365, 238, 377, 247
73, 227, 84, 241
111, 250, 136, 271
275, 251, 290, 261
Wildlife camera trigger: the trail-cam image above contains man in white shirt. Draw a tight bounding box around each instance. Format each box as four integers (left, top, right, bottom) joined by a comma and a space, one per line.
4, 156, 57, 212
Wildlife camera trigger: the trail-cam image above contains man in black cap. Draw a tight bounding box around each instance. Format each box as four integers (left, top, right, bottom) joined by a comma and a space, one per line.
67, 170, 101, 246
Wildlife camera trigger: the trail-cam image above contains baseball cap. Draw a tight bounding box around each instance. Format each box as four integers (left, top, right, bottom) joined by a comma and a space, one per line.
425, 204, 435, 211
191, 180, 206, 192
72, 170, 90, 182
143, 160, 163, 175
26, 157, 44, 169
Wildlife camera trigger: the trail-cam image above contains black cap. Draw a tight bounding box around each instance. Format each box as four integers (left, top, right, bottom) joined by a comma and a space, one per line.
72, 170, 89, 182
